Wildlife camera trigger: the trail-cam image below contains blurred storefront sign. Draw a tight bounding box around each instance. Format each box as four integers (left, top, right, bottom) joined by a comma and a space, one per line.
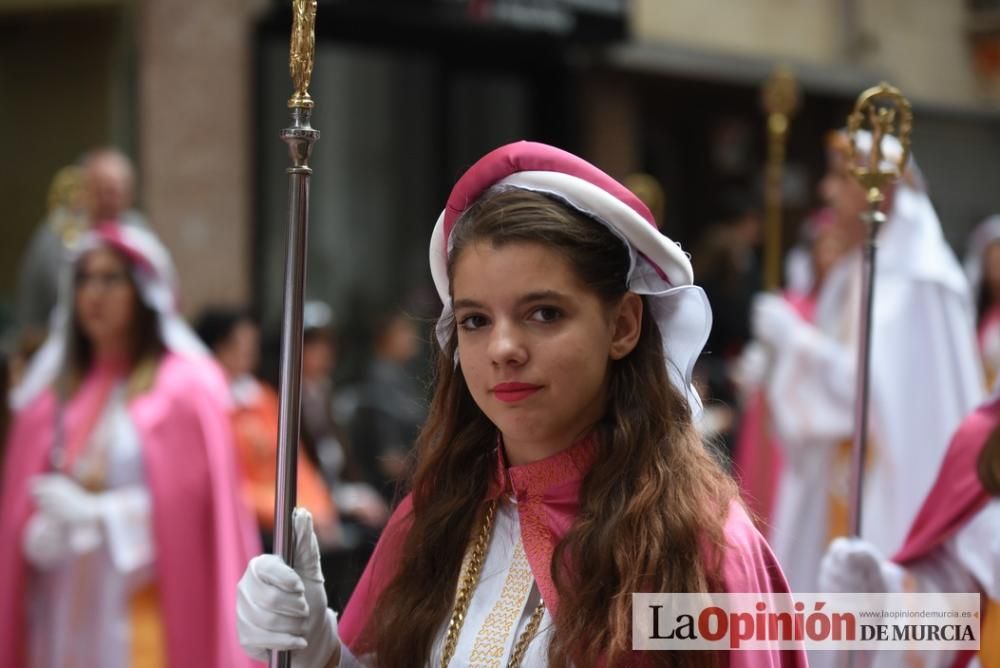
303, 0, 626, 41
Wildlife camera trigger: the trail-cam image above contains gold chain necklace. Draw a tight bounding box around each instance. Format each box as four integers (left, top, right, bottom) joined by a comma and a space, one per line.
439, 500, 546, 668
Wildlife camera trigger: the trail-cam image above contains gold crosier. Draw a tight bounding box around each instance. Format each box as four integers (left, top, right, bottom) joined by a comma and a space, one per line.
842, 81, 912, 540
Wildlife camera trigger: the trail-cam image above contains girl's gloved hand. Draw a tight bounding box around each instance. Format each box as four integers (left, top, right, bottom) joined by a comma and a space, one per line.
237, 508, 341, 668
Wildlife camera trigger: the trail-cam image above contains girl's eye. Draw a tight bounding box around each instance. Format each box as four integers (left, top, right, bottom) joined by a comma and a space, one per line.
458, 314, 489, 331
529, 307, 562, 323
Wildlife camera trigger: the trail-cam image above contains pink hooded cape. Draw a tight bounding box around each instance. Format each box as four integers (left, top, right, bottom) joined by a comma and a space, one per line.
0, 352, 263, 668
890, 396, 999, 668
338, 438, 807, 666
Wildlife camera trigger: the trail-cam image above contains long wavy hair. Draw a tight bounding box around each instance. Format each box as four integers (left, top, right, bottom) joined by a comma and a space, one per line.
368, 189, 737, 666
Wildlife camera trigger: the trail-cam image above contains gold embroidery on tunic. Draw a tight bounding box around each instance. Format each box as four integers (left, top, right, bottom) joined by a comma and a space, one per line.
468, 535, 535, 666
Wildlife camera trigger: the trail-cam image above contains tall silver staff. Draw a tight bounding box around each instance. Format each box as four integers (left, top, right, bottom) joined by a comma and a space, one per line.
272, 2, 319, 667
844, 83, 912, 539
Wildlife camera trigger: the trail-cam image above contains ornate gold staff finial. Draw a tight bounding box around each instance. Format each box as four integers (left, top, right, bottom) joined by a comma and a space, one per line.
288, 0, 317, 109
760, 64, 800, 291
845, 81, 913, 203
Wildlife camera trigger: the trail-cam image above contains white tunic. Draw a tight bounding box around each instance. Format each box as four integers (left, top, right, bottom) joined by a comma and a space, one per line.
339, 499, 554, 667
28, 385, 156, 668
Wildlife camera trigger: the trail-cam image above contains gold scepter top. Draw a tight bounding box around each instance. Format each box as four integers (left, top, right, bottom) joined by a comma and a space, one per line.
288, 0, 317, 109
762, 64, 800, 135
760, 65, 799, 290
845, 82, 913, 203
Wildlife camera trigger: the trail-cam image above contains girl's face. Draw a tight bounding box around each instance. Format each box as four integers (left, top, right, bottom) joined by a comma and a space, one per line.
452, 240, 641, 465
74, 247, 137, 354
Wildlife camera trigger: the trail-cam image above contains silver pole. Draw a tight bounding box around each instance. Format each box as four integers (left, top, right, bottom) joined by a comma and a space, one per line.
847, 199, 886, 538
840, 82, 912, 668
271, 2, 319, 666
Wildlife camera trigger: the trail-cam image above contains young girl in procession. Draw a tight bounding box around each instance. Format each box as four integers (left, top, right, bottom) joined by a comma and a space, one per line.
236, 142, 807, 667
0, 223, 260, 667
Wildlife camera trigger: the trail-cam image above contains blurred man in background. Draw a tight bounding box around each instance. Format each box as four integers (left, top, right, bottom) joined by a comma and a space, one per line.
15, 148, 147, 333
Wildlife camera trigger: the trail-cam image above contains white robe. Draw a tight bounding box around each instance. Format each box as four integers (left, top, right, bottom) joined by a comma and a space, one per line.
28, 385, 156, 668
765, 183, 984, 591
338, 499, 552, 667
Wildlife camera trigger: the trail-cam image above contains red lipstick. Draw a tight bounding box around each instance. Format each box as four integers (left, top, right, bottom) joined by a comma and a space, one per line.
492, 382, 542, 403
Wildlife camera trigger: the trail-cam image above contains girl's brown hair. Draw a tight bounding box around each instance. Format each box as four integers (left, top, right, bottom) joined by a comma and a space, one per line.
369, 188, 736, 666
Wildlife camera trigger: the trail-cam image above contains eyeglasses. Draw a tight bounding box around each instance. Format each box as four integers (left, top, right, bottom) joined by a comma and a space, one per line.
76, 270, 131, 291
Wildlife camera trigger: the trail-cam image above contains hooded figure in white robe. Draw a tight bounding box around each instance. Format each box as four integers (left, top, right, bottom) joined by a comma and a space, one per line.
751, 130, 984, 593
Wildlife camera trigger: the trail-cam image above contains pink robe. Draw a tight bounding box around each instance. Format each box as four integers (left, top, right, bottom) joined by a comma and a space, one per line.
339, 438, 807, 666
0, 352, 263, 668
891, 396, 1000, 668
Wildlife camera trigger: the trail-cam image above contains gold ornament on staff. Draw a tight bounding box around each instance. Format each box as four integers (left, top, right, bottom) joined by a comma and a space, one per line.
288, 0, 317, 109
761, 64, 800, 291
46, 165, 87, 249
843, 81, 912, 541
845, 82, 912, 201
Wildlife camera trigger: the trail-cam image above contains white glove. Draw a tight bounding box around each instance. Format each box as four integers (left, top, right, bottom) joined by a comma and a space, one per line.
820, 537, 907, 594
237, 508, 340, 668
731, 341, 770, 395
31, 474, 104, 553
23, 513, 72, 570
751, 293, 802, 350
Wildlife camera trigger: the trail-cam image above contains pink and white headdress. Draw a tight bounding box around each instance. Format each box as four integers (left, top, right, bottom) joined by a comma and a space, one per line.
11, 222, 212, 409
428, 141, 712, 416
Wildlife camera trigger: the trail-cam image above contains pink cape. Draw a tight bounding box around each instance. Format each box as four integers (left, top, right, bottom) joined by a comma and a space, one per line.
890, 397, 999, 668
339, 439, 806, 666
0, 352, 263, 668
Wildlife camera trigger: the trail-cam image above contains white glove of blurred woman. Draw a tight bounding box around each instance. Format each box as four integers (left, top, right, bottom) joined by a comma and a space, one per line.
31, 473, 107, 554
731, 341, 770, 399
31, 473, 155, 573
819, 537, 907, 594
751, 293, 803, 351
237, 508, 341, 668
